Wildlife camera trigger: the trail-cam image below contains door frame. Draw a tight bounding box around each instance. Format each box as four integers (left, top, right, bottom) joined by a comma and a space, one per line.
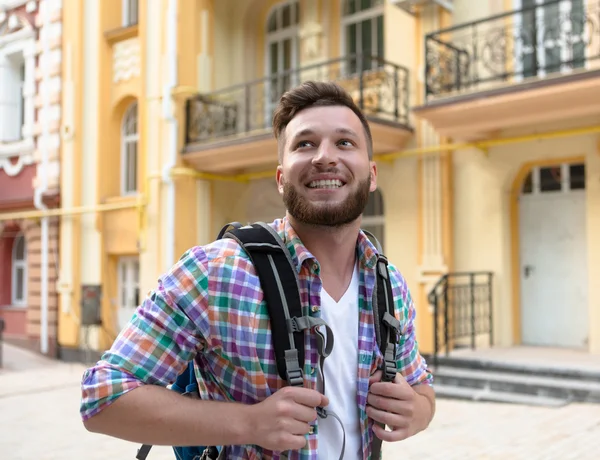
509, 155, 585, 344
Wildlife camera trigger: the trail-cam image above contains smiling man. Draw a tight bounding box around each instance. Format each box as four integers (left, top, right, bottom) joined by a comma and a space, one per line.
80, 81, 434, 460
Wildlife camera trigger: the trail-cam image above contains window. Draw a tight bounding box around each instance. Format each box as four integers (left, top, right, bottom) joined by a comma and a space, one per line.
362, 189, 385, 251
11, 234, 26, 306
122, 0, 139, 27
342, 0, 385, 74
121, 102, 138, 195
117, 257, 140, 330
520, 163, 586, 195
0, 52, 26, 142
266, 1, 300, 113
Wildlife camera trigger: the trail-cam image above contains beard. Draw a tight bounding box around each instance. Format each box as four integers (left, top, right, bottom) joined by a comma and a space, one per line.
282, 175, 371, 228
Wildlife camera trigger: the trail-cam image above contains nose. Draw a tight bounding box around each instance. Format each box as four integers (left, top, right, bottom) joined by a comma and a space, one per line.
311, 141, 338, 167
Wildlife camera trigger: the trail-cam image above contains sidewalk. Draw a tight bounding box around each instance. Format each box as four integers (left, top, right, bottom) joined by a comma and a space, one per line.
1, 342, 599, 459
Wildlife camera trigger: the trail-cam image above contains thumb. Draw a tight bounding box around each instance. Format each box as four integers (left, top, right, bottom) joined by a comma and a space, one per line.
369, 370, 383, 386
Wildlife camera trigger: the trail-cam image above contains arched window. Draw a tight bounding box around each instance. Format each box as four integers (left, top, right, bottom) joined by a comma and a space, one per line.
12, 234, 27, 306
121, 102, 138, 195
266, 0, 300, 112
342, 0, 384, 73
362, 189, 385, 250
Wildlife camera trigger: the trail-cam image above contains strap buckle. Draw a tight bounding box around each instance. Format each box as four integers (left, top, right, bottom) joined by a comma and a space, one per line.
284, 349, 304, 386
382, 312, 401, 340
383, 347, 397, 382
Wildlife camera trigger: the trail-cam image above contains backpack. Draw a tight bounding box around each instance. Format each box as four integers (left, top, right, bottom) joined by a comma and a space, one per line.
136, 221, 401, 460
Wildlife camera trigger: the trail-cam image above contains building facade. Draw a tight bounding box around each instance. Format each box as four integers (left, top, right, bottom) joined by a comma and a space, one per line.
0, 0, 62, 357
51, 0, 599, 361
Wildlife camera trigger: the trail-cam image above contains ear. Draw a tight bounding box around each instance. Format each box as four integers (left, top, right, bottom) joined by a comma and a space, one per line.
276, 166, 285, 195
369, 161, 377, 193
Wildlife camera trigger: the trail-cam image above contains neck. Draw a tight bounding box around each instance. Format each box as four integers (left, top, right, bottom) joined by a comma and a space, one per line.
287, 212, 360, 279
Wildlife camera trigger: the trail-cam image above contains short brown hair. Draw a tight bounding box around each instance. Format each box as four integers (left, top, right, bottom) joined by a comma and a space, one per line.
272, 80, 373, 161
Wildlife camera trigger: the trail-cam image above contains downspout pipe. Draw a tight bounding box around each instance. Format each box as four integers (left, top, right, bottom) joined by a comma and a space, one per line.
162, 0, 178, 271
32, 0, 51, 355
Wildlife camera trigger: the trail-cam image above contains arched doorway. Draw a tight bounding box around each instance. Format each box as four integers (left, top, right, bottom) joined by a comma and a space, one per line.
518, 161, 588, 348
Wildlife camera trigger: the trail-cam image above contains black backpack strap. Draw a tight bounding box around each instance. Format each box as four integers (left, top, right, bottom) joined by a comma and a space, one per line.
223, 222, 306, 386
374, 255, 401, 382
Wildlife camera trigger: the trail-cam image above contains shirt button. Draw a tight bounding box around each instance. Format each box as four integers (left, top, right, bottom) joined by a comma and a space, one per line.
310, 367, 316, 375
309, 426, 315, 435
312, 263, 319, 272
311, 305, 320, 313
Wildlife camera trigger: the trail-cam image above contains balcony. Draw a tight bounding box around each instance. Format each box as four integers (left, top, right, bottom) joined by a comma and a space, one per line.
414, 0, 600, 140
183, 55, 412, 174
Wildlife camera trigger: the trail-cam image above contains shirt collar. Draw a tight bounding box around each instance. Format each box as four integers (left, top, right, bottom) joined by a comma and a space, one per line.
272, 217, 379, 274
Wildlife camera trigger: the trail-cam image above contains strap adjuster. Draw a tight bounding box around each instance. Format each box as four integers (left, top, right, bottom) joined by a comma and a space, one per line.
383, 347, 397, 382
382, 312, 401, 336
284, 349, 304, 386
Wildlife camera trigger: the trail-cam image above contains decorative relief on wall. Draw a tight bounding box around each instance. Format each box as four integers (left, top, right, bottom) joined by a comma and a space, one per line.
113, 37, 140, 83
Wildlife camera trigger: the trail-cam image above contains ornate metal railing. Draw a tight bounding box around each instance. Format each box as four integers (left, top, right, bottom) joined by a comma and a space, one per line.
185, 54, 410, 145
428, 272, 494, 367
425, 0, 600, 99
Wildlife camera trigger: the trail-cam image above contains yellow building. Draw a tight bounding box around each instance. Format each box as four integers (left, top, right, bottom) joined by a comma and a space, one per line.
55, 0, 600, 361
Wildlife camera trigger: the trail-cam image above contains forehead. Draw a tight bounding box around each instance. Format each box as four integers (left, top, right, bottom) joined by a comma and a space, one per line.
284, 105, 365, 141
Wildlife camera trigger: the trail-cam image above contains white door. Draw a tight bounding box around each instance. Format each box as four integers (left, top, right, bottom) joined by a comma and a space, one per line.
117, 257, 140, 331
519, 163, 588, 348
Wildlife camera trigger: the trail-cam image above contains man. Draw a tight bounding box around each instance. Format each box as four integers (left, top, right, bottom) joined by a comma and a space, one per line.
80, 81, 435, 459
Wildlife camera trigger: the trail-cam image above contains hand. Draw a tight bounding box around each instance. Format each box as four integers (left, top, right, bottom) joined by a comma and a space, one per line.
367, 370, 419, 442
248, 386, 329, 452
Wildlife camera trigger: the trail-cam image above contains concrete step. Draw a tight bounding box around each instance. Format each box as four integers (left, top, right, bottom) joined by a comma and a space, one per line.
433, 366, 600, 404
429, 354, 600, 383
433, 383, 569, 407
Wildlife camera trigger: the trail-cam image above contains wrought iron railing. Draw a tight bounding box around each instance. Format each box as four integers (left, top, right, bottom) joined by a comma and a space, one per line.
428, 272, 494, 367
185, 54, 410, 145
425, 0, 600, 99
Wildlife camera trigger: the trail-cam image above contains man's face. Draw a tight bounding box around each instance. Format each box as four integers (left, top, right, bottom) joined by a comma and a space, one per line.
276, 105, 377, 227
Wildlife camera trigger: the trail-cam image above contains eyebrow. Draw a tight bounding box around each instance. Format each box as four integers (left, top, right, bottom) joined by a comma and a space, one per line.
290, 127, 360, 143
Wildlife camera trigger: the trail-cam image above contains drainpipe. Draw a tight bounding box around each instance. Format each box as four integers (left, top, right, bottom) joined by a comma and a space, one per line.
32, 0, 52, 355
162, 0, 178, 270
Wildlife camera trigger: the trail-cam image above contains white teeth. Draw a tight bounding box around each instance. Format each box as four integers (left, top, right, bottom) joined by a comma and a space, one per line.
308, 179, 343, 189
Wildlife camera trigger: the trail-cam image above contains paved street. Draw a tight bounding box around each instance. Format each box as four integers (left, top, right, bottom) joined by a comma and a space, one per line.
1, 343, 599, 459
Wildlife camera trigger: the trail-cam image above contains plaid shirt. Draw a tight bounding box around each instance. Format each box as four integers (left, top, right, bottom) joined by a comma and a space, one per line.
80, 217, 433, 459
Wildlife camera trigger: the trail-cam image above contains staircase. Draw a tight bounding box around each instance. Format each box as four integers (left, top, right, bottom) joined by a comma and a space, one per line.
430, 356, 600, 407
427, 272, 600, 407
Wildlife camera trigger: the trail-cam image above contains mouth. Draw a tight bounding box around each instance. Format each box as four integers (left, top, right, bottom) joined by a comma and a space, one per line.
306, 179, 346, 189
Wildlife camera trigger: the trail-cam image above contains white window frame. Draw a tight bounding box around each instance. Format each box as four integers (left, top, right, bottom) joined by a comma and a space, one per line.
0, 23, 35, 175
122, 0, 139, 27
117, 256, 140, 330
11, 233, 27, 307
341, 0, 385, 70
264, 0, 300, 120
121, 102, 138, 196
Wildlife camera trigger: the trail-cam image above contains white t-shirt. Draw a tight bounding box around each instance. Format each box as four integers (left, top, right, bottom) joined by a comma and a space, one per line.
317, 263, 362, 459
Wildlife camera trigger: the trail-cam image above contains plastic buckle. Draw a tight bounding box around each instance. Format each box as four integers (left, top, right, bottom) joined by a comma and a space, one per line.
287, 317, 300, 333
286, 367, 304, 386
383, 347, 397, 382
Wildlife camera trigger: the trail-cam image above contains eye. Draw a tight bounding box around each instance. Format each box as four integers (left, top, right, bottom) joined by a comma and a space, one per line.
295, 140, 314, 149
337, 139, 354, 147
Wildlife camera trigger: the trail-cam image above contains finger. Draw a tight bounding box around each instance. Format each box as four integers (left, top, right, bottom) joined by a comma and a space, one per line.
286, 419, 313, 436
288, 388, 327, 408
367, 393, 410, 416
283, 434, 310, 451
373, 422, 409, 443
366, 405, 405, 429
369, 379, 413, 399
293, 405, 319, 424
369, 370, 383, 386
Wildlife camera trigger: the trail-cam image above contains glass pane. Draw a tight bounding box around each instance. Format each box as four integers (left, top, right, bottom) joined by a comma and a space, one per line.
294, 1, 300, 24
522, 172, 533, 194
282, 4, 291, 28
345, 0, 356, 15
360, 0, 372, 12
571, 0, 585, 68
361, 19, 372, 70
15, 236, 25, 260
16, 267, 24, 301
570, 163, 585, 190
521, 0, 537, 78
347, 23, 357, 74
268, 12, 277, 32
376, 15, 384, 60
270, 42, 278, 74
540, 166, 562, 192
128, 142, 138, 191
364, 190, 384, 216
543, 2, 560, 73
